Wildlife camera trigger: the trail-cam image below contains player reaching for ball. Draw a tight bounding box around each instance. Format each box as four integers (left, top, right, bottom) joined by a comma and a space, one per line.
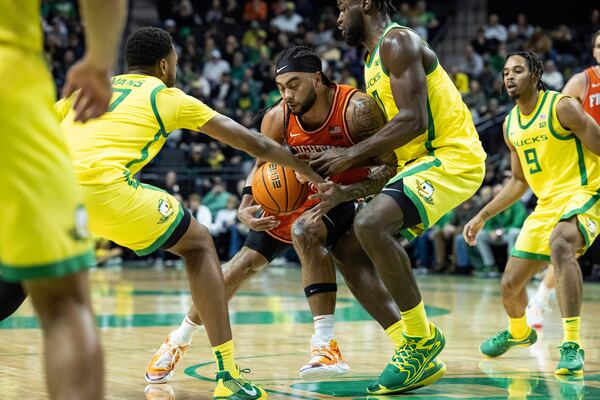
145, 46, 441, 384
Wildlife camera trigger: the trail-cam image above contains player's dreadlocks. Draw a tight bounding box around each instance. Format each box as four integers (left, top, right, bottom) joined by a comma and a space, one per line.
125, 27, 173, 68
507, 51, 546, 91
372, 0, 402, 23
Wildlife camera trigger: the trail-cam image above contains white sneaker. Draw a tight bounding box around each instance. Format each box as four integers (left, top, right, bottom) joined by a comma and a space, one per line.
299, 338, 350, 381
526, 301, 548, 329
145, 334, 189, 383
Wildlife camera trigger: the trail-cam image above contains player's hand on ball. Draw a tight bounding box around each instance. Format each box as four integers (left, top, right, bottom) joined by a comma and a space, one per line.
62, 56, 112, 123
295, 171, 309, 184
463, 215, 485, 246
307, 148, 353, 177
237, 204, 280, 231
308, 181, 345, 224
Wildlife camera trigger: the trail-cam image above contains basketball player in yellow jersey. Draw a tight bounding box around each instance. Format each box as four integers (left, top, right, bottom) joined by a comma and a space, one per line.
0, 0, 126, 398
464, 52, 600, 376
307, 0, 486, 394
56, 27, 322, 399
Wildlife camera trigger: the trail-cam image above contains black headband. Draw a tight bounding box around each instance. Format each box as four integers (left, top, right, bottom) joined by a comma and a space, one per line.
275, 55, 322, 76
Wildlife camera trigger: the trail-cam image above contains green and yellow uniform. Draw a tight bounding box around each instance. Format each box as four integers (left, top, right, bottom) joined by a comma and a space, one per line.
505, 90, 600, 260
364, 22, 487, 239
57, 74, 217, 255
0, 0, 95, 281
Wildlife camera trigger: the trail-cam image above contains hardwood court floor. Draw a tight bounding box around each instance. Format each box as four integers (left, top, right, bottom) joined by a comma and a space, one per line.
1, 265, 600, 399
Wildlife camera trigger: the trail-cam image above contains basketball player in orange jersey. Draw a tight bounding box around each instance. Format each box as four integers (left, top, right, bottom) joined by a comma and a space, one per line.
527, 30, 600, 328
146, 46, 427, 383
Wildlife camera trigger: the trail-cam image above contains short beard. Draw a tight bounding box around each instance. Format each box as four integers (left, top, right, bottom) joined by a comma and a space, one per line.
344, 14, 364, 46
291, 89, 317, 116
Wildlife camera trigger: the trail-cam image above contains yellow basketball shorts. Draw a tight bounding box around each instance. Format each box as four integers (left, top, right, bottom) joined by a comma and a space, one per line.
81, 180, 185, 256
386, 154, 485, 239
512, 190, 600, 262
0, 46, 95, 282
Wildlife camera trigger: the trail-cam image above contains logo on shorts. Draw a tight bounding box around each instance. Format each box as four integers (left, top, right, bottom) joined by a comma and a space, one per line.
416, 179, 435, 205
69, 205, 90, 241
587, 219, 597, 236
158, 198, 174, 224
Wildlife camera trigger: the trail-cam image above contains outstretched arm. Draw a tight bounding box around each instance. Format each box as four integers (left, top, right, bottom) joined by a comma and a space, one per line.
201, 113, 323, 184
561, 72, 587, 102
308, 29, 427, 175
556, 96, 600, 156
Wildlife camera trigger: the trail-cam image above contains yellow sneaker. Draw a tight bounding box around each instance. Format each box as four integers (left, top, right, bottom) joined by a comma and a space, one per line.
213, 370, 268, 399
145, 335, 189, 383
299, 339, 350, 381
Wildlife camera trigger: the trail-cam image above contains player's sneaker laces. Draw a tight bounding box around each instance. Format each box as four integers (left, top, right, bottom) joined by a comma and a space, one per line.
480, 328, 537, 357
299, 338, 350, 380
555, 342, 585, 376
213, 369, 268, 399
367, 322, 446, 394
145, 335, 189, 383
526, 300, 549, 329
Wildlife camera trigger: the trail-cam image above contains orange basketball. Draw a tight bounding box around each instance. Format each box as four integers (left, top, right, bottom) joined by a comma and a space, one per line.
252, 163, 309, 215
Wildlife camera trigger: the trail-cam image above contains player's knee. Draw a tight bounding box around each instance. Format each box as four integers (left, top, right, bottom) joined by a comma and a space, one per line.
500, 272, 522, 298
291, 217, 320, 246
354, 209, 384, 244
550, 233, 578, 265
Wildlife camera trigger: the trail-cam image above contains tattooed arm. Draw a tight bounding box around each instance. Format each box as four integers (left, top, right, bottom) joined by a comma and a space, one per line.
309, 93, 397, 219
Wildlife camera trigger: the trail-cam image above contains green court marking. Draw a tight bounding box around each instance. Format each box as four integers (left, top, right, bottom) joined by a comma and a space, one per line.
0, 290, 449, 329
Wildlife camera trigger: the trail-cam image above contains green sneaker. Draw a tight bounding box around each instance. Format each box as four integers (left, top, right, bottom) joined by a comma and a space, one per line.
480, 328, 537, 357
367, 322, 446, 394
555, 342, 584, 376
213, 370, 268, 399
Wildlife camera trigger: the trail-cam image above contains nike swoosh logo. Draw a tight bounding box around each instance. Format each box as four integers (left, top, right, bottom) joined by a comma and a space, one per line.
565, 319, 578, 323
289, 132, 302, 137
242, 387, 258, 396
592, 83, 600, 88
276, 65, 288, 73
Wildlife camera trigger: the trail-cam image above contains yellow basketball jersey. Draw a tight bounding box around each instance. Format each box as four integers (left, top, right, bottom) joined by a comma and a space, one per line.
364, 23, 485, 173
0, 0, 42, 53
506, 90, 600, 203
57, 74, 217, 185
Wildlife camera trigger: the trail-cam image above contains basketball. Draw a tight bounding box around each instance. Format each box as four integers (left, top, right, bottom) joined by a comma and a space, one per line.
252, 163, 309, 215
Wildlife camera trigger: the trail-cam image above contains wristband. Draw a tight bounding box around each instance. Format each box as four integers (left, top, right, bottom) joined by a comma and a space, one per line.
242, 186, 253, 196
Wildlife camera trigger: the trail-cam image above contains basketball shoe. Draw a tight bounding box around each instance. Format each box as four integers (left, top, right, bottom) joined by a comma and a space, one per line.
555, 342, 584, 376
213, 369, 268, 399
299, 338, 350, 380
145, 335, 189, 383
480, 328, 537, 357
367, 322, 446, 394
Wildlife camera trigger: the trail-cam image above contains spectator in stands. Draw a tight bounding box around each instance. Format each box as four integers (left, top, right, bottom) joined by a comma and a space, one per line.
508, 13, 534, 40
189, 193, 213, 230
203, 49, 231, 87
484, 14, 508, 43
271, 2, 303, 34
212, 195, 241, 260
188, 143, 208, 167
448, 195, 484, 272
165, 170, 181, 195
203, 178, 233, 217
471, 27, 494, 56
541, 60, 564, 91
464, 80, 487, 121
412, 1, 439, 40
429, 211, 455, 273
206, 0, 224, 24
450, 65, 470, 95
459, 44, 484, 78
475, 184, 527, 277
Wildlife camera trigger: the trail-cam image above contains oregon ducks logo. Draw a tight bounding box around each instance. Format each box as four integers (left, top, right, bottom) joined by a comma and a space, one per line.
157, 198, 174, 224
416, 179, 435, 205
267, 164, 282, 189
587, 219, 597, 236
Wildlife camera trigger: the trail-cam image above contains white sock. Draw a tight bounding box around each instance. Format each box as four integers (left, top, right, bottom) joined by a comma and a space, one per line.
312, 315, 334, 344
169, 316, 202, 345
533, 282, 553, 306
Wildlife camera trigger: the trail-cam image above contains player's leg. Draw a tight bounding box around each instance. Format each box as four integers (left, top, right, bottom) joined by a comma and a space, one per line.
480, 256, 544, 357
0, 279, 26, 321
23, 271, 103, 399
166, 218, 267, 398
146, 231, 288, 383
550, 217, 585, 375
291, 208, 347, 380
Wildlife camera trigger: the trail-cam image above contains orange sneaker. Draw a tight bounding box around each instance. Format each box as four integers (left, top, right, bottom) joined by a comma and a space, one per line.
299, 338, 350, 381
145, 335, 189, 383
